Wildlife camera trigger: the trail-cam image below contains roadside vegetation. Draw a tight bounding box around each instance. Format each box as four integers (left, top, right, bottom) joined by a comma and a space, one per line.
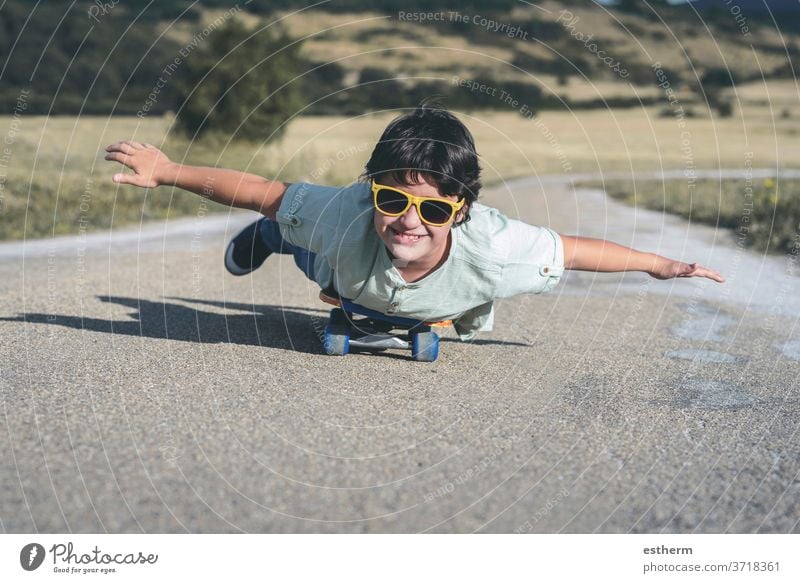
583, 178, 800, 255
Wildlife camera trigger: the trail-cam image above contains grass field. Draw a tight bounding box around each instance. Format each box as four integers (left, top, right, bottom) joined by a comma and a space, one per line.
0, 84, 797, 242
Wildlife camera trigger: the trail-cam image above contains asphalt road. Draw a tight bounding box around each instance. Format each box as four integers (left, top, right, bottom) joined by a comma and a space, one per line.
1, 173, 798, 533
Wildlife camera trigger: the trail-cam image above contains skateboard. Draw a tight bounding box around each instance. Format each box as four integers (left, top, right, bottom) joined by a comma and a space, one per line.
319, 289, 451, 362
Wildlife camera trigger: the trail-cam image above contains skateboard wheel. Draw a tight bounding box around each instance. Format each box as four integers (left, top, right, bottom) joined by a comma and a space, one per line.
412, 331, 439, 362
324, 309, 351, 355
323, 326, 350, 356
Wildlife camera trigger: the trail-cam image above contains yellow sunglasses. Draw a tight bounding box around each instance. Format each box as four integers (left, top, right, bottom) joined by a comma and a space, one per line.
371, 180, 465, 226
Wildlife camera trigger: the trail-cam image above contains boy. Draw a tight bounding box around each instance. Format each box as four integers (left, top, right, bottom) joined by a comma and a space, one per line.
105, 102, 723, 340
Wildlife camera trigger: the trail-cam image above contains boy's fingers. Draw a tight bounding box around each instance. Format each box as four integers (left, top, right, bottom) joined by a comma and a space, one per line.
108, 140, 145, 150
113, 173, 140, 185
702, 268, 725, 283
104, 152, 133, 167
685, 264, 726, 283
106, 142, 136, 155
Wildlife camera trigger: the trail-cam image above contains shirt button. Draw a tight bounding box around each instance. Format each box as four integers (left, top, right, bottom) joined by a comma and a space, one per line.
391, 302, 399, 307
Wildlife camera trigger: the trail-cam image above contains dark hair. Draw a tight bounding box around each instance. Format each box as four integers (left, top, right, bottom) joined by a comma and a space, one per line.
361, 99, 482, 226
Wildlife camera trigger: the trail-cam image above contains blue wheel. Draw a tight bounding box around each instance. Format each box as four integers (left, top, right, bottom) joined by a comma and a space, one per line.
412, 331, 439, 362
323, 325, 350, 355
323, 309, 350, 356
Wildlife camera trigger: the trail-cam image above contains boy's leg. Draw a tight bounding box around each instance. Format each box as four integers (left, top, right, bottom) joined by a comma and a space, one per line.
259, 217, 317, 281
291, 247, 317, 282
257, 216, 294, 255
226, 216, 316, 282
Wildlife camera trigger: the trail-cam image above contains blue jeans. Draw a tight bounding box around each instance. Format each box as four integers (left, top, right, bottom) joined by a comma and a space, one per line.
258, 217, 317, 282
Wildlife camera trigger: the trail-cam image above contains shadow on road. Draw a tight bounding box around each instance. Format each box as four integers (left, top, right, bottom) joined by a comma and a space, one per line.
0, 295, 331, 353
1, 295, 532, 355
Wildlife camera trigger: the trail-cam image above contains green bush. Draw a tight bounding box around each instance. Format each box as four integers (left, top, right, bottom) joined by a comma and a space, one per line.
748, 179, 800, 254
174, 20, 305, 142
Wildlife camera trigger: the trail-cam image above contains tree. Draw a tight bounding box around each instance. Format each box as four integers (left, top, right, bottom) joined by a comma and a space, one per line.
174, 19, 305, 142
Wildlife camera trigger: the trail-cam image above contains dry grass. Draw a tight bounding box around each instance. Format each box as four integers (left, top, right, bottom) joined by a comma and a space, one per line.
725, 79, 800, 107
179, 99, 799, 181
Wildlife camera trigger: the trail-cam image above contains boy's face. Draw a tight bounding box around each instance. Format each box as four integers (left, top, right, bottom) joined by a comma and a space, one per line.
372, 174, 464, 269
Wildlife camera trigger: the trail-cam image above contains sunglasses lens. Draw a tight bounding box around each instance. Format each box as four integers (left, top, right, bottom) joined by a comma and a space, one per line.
375, 188, 409, 214
420, 200, 454, 225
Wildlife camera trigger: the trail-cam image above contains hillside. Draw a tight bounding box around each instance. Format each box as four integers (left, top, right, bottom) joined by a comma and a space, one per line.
173, 1, 799, 113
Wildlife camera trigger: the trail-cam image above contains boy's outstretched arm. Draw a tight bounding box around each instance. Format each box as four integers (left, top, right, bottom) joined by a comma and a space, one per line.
560, 235, 725, 282
104, 140, 287, 218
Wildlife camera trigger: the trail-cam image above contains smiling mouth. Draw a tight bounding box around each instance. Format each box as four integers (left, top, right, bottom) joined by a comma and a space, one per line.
390, 228, 426, 243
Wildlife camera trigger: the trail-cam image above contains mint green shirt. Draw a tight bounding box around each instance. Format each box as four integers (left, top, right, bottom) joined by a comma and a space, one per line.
275, 181, 564, 340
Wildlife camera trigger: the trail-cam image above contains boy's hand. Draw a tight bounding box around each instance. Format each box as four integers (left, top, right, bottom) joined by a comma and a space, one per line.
648, 259, 725, 283
104, 140, 176, 188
